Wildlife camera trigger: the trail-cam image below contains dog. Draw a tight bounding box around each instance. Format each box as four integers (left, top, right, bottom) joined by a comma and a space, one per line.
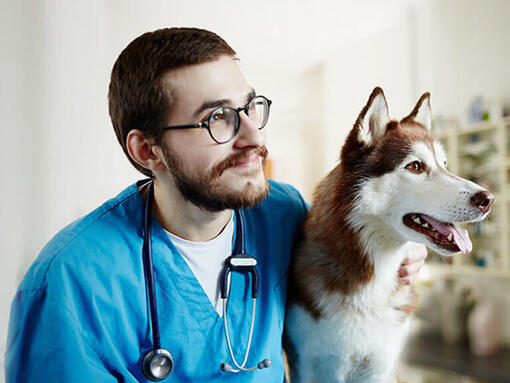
283, 87, 494, 383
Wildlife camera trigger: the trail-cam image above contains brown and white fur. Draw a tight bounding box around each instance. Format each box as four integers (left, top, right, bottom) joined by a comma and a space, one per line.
284, 88, 494, 383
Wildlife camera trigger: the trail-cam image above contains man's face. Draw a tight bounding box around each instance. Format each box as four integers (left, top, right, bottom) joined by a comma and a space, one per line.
158, 55, 269, 211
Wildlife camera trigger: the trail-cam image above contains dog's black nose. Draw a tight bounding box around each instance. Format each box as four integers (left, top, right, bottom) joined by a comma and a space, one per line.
470, 191, 495, 214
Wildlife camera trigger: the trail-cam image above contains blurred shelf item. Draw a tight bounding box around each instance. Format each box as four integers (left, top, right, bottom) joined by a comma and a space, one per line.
431, 118, 510, 276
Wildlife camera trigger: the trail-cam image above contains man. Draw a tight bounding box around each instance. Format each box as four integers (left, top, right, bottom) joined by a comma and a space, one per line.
6, 28, 426, 382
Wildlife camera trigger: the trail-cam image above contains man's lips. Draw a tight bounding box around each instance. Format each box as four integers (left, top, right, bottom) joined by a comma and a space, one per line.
232, 154, 260, 168
212, 146, 268, 178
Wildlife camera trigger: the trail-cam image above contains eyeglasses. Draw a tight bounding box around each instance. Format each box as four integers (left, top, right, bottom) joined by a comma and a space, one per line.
161, 95, 272, 144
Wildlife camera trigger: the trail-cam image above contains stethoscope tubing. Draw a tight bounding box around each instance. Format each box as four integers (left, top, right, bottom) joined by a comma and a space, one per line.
143, 182, 161, 350
222, 297, 258, 371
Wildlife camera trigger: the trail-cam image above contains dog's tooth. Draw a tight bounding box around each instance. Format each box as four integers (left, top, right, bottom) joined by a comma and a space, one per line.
422, 223, 429, 229
447, 233, 453, 241
413, 217, 421, 224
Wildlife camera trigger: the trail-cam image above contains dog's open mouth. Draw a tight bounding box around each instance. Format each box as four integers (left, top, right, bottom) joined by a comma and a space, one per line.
403, 213, 472, 254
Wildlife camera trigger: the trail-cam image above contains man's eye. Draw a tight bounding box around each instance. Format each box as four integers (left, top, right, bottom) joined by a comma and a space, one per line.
212, 110, 226, 120
405, 161, 425, 173
248, 101, 259, 110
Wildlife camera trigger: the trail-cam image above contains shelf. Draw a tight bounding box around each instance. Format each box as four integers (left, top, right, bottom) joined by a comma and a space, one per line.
427, 264, 510, 279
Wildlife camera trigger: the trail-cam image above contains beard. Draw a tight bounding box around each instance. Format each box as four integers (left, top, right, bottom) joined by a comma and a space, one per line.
161, 145, 270, 212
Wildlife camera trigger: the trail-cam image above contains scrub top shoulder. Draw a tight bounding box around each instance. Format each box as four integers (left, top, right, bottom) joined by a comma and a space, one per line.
6, 179, 308, 383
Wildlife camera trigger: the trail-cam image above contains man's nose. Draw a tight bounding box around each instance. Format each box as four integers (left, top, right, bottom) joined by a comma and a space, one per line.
233, 113, 266, 148
470, 190, 495, 214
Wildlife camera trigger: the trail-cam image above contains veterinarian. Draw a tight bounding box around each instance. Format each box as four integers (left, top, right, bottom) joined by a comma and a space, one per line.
5, 28, 427, 382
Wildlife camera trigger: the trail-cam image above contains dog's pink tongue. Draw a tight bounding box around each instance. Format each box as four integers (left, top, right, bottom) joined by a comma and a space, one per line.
421, 215, 472, 254
451, 226, 473, 254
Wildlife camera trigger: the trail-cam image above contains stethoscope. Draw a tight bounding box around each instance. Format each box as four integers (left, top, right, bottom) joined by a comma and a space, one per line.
140, 181, 270, 381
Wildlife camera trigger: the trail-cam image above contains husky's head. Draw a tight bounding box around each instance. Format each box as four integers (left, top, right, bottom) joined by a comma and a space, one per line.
344, 87, 494, 256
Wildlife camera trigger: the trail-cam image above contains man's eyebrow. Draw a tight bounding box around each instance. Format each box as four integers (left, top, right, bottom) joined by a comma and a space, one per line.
192, 89, 257, 118
192, 99, 229, 118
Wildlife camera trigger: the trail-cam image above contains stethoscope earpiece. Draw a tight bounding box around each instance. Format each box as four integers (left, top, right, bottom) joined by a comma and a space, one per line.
257, 359, 271, 369
142, 348, 174, 381
220, 358, 271, 373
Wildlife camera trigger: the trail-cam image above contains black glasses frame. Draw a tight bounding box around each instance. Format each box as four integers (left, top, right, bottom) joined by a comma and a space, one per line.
161, 95, 272, 144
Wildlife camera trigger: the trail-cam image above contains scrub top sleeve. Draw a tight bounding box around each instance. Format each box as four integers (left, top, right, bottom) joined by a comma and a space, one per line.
5, 290, 117, 383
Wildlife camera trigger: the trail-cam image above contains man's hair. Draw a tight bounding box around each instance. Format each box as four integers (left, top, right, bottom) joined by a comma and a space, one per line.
108, 27, 237, 177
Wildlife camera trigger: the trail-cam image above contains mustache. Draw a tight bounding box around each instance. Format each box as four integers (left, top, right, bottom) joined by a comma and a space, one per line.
212, 146, 268, 178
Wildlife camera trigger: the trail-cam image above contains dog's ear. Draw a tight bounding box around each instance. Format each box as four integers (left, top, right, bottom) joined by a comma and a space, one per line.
402, 92, 431, 131
356, 87, 390, 147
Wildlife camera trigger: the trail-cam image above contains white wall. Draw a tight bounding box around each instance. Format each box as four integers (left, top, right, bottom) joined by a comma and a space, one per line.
291, 7, 419, 200
415, 0, 510, 120
0, 1, 139, 373
1, 0, 49, 368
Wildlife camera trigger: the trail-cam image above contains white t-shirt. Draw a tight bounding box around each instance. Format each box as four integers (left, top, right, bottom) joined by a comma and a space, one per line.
165, 215, 234, 317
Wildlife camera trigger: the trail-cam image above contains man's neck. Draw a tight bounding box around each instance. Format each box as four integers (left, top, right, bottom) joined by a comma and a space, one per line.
150, 179, 232, 242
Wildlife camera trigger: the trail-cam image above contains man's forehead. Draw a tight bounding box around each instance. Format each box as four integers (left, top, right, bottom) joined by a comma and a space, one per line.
161, 56, 252, 107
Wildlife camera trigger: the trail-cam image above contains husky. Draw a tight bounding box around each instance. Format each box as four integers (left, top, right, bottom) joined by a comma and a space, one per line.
283, 87, 494, 383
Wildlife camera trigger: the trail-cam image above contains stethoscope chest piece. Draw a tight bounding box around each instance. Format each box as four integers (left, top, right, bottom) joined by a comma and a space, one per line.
142, 348, 174, 381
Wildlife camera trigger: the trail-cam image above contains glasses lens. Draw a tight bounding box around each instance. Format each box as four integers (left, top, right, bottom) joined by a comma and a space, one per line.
247, 96, 270, 129
208, 107, 238, 143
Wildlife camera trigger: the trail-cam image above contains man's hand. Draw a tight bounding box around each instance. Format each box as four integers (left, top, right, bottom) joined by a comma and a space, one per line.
398, 244, 428, 285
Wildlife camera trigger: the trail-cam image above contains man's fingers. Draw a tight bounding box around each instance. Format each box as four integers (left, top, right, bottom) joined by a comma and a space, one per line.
399, 244, 428, 284
407, 244, 428, 262
400, 259, 425, 276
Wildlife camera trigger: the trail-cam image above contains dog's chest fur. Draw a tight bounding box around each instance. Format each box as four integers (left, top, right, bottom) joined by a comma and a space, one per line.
284, 208, 418, 382
286, 299, 412, 383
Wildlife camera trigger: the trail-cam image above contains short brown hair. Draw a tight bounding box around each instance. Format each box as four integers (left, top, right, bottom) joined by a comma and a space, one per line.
108, 27, 236, 176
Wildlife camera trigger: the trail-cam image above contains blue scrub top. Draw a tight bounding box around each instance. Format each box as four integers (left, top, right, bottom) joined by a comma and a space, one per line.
6, 180, 307, 382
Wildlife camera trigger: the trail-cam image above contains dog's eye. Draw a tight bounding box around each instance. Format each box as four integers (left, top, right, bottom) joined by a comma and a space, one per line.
405, 161, 425, 173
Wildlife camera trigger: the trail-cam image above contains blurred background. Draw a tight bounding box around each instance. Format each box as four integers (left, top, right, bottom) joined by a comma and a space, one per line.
2, 0, 510, 381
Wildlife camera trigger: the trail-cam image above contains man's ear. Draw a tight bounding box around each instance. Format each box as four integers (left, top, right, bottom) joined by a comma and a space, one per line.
126, 130, 166, 172
402, 92, 431, 131
356, 87, 391, 147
